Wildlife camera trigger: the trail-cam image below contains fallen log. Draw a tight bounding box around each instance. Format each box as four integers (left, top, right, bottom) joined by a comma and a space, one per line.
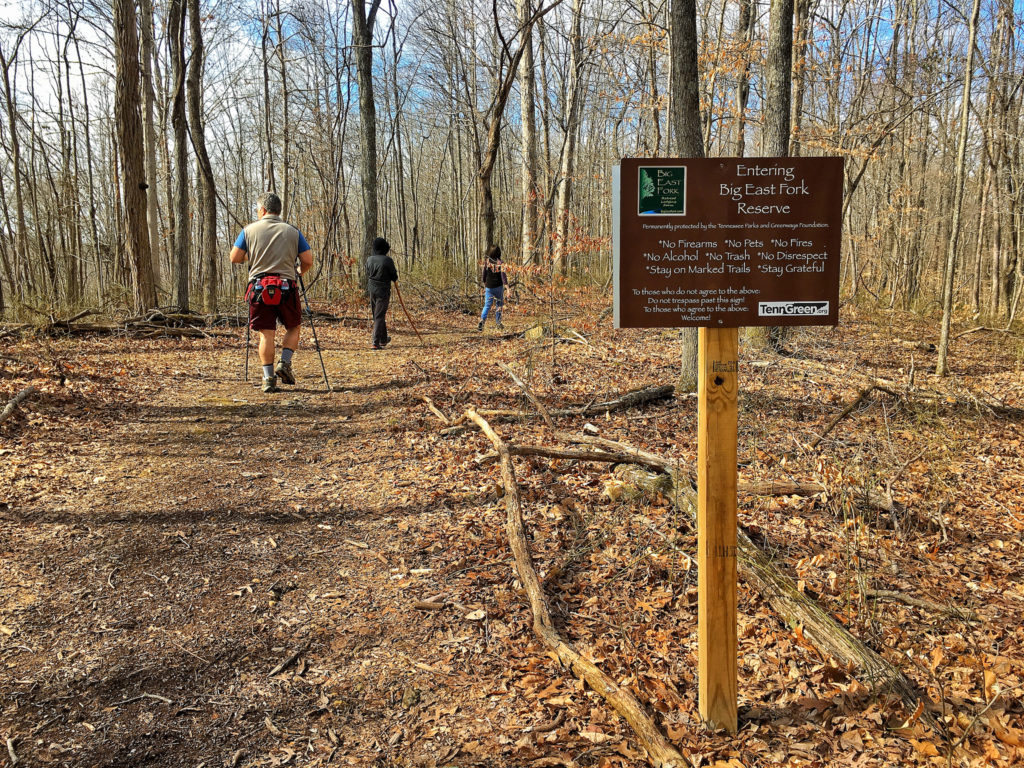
598, 440, 936, 728
439, 385, 676, 435
0, 385, 37, 426
466, 408, 689, 768
551, 432, 898, 514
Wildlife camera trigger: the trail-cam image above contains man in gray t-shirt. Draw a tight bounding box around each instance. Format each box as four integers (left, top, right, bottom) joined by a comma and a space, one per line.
230, 192, 313, 392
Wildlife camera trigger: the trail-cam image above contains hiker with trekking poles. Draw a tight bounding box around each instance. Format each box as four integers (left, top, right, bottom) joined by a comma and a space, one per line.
230, 192, 319, 393
366, 237, 399, 350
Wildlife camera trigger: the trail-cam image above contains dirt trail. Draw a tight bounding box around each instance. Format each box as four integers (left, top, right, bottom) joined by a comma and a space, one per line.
4, 307, 1024, 768
1, 319, 558, 768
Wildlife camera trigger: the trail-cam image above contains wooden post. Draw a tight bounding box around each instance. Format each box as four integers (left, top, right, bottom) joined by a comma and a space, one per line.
697, 326, 738, 732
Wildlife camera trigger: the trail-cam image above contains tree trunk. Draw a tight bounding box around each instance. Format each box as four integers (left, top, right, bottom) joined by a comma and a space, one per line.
733, 0, 755, 156
669, 0, 703, 393
755, 0, 794, 352
352, 0, 383, 286
790, 0, 812, 157
113, 0, 157, 312
139, 0, 162, 291
518, 0, 540, 267
187, 0, 218, 313
552, 0, 583, 276
168, 0, 190, 312
936, 0, 981, 377
0, 38, 31, 316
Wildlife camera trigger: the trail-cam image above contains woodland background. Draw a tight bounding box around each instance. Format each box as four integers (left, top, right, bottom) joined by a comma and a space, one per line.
0, 0, 1020, 335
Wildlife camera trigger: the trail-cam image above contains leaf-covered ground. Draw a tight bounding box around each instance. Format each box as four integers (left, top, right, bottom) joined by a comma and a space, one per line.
1, 293, 1022, 768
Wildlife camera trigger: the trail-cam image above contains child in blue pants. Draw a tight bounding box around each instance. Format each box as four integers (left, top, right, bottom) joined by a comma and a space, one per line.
478, 245, 508, 331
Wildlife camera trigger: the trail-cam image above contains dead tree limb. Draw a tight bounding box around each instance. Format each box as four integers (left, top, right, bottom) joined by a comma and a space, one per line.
807, 384, 878, 451
465, 408, 689, 768
479, 444, 669, 473
556, 432, 898, 515
441, 385, 675, 436
0, 385, 37, 426
422, 396, 452, 425
603, 451, 935, 728
498, 362, 553, 428
863, 589, 975, 621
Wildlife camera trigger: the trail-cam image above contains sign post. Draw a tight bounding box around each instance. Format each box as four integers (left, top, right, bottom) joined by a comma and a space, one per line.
613, 157, 842, 733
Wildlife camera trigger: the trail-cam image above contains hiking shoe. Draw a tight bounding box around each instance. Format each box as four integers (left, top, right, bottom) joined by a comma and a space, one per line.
495, 321, 505, 330
477, 320, 484, 331
382, 336, 392, 347
275, 361, 296, 385
371, 344, 383, 350
262, 375, 279, 393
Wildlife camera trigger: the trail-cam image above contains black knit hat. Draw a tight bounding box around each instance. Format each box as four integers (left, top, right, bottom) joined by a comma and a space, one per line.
372, 237, 390, 255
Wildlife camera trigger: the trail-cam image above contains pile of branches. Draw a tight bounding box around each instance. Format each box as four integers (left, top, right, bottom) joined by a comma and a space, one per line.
406, 279, 477, 315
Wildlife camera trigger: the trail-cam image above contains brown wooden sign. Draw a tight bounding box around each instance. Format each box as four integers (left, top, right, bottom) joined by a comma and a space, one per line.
613, 157, 843, 328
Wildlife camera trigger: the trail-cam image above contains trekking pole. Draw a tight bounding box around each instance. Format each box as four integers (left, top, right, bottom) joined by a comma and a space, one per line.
393, 282, 425, 346
243, 303, 251, 382
296, 272, 331, 391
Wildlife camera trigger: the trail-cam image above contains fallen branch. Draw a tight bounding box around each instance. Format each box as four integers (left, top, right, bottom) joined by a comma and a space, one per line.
440, 385, 676, 435
0, 385, 37, 426
603, 448, 934, 728
953, 325, 1018, 340
422, 396, 452, 425
556, 432, 897, 515
6, 736, 17, 766
863, 589, 975, 621
466, 408, 688, 768
498, 362, 553, 428
113, 692, 173, 707
807, 384, 878, 451
268, 643, 308, 676
479, 443, 668, 473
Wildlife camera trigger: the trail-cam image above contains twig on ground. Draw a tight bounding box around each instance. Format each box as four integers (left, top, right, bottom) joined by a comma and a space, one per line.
6, 736, 17, 766
113, 692, 173, 707
0, 385, 37, 426
268, 643, 309, 677
498, 362, 554, 428
807, 384, 878, 450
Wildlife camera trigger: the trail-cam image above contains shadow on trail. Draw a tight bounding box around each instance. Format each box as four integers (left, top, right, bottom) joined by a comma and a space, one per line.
5, 497, 454, 527
334, 376, 424, 394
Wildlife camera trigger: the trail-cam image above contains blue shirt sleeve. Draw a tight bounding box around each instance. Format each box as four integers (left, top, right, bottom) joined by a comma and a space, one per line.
233, 230, 247, 251
297, 231, 311, 253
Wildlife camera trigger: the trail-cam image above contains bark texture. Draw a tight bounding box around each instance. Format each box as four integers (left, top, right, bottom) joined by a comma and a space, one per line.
113, 0, 157, 312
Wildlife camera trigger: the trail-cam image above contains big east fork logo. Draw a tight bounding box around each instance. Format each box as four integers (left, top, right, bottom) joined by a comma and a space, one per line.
758, 301, 830, 316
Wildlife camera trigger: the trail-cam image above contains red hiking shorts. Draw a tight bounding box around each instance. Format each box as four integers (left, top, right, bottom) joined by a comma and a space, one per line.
249, 288, 302, 331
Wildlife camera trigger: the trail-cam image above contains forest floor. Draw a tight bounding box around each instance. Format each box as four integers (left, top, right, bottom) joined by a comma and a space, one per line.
1, 289, 1023, 768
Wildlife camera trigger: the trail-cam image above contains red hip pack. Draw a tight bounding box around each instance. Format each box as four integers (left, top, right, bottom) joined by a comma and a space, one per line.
246, 275, 290, 306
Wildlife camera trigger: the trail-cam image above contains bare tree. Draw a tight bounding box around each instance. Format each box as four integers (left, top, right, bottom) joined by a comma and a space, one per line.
757, 0, 794, 353
936, 0, 982, 376
352, 0, 384, 283
168, 0, 190, 312
113, 0, 157, 311
139, 0, 162, 290
518, 0, 540, 267
552, 0, 583, 275
187, 0, 218, 313
669, 0, 702, 393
